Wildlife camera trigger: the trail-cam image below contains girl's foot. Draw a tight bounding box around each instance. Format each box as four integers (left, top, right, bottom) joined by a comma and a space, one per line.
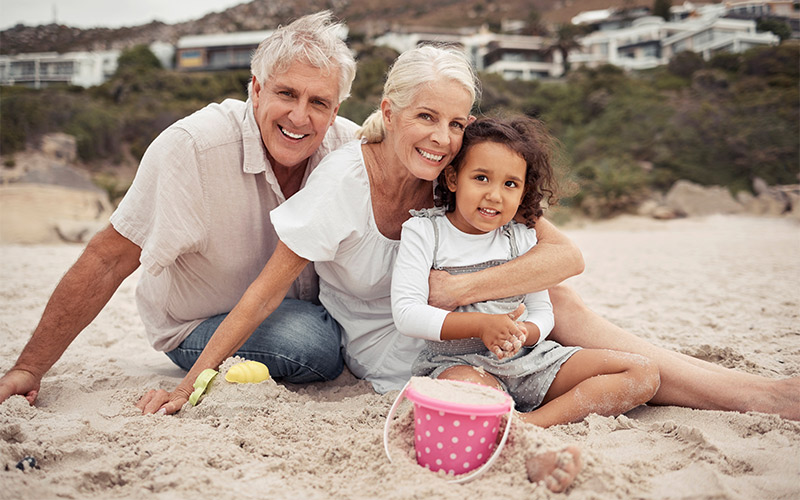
526, 445, 582, 493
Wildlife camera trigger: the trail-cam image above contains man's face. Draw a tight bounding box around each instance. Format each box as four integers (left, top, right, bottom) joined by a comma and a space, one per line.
252, 61, 341, 171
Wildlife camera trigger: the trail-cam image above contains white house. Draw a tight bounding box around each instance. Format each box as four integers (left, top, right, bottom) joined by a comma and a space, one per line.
373, 27, 564, 80
0, 50, 120, 88
569, 15, 779, 71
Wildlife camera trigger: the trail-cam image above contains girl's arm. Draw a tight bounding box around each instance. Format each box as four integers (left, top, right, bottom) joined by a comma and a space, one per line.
427, 217, 584, 310
136, 241, 309, 414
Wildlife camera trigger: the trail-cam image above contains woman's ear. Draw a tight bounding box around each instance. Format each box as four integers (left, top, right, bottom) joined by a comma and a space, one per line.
380, 98, 393, 129
467, 115, 477, 124
444, 165, 458, 192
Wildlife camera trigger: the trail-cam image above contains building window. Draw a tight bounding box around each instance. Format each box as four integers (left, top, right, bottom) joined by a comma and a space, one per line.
179, 50, 204, 68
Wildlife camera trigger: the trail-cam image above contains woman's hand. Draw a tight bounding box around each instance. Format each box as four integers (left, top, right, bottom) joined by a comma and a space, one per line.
136, 385, 192, 415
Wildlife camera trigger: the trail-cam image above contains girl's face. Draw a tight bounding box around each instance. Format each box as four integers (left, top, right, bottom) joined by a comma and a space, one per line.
444, 141, 527, 235
383, 79, 474, 182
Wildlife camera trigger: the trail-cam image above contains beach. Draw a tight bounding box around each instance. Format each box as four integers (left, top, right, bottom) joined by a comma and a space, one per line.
1, 214, 799, 499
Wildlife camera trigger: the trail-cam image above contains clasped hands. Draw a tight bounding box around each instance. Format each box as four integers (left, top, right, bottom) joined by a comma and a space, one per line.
480, 304, 528, 360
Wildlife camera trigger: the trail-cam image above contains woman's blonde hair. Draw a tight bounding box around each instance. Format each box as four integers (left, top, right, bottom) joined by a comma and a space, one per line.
249, 11, 356, 104
357, 45, 480, 143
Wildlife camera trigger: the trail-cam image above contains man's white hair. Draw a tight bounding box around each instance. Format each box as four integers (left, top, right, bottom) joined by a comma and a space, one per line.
249, 11, 356, 104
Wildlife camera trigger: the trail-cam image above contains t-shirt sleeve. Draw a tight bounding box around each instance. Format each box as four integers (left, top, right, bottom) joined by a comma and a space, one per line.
391, 217, 450, 341
110, 127, 207, 276
522, 290, 554, 345
270, 144, 366, 262
513, 223, 554, 344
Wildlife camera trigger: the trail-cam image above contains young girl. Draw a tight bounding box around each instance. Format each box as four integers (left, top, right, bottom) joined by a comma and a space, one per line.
391, 116, 661, 428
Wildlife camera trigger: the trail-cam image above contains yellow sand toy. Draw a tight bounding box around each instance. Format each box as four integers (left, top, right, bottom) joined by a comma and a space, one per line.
224, 360, 271, 384
187, 360, 271, 407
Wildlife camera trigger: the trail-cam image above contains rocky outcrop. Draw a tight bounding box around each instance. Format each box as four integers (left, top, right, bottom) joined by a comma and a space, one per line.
0, 133, 112, 244
638, 179, 800, 221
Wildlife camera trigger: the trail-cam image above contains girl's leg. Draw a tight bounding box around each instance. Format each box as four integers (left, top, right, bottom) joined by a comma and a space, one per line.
518, 349, 660, 428
548, 284, 800, 420
437, 365, 582, 493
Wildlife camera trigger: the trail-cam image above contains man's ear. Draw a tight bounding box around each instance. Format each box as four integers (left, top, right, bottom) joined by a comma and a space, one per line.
251, 76, 261, 107
444, 165, 458, 192
330, 104, 340, 126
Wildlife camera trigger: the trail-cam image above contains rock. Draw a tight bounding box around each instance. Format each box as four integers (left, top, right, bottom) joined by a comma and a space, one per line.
664, 180, 743, 217
651, 206, 682, 220
0, 184, 112, 244
40, 133, 77, 163
637, 199, 682, 220
786, 192, 800, 221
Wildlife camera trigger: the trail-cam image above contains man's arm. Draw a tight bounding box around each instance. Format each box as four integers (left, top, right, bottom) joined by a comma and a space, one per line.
427, 217, 584, 310
0, 224, 141, 404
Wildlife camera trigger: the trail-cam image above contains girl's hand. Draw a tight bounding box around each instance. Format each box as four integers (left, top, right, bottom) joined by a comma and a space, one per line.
478, 314, 528, 359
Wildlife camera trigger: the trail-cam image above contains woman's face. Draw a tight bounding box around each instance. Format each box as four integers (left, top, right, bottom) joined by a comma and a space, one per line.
383, 79, 474, 182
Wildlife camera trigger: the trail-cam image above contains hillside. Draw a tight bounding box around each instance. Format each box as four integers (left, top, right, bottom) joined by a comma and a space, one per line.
0, 0, 652, 54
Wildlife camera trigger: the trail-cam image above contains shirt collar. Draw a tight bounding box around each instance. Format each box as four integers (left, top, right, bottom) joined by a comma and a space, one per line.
242, 98, 269, 175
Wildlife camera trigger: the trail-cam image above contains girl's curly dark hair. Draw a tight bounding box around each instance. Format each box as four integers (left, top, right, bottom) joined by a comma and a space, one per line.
434, 115, 560, 227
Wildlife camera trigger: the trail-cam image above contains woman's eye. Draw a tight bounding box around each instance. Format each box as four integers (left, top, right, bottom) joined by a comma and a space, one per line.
419, 113, 432, 121
451, 122, 465, 130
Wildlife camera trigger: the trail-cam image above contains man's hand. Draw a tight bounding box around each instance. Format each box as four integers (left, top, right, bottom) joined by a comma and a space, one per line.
0, 369, 41, 405
136, 386, 192, 415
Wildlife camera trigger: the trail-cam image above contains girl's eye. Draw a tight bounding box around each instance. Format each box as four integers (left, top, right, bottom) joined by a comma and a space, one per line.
505, 181, 518, 188
475, 175, 488, 182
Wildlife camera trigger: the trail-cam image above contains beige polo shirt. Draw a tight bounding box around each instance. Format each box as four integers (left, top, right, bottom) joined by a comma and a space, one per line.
110, 98, 358, 351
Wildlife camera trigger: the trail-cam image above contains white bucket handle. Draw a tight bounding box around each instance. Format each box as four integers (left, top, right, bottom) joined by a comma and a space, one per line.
383, 380, 515, 484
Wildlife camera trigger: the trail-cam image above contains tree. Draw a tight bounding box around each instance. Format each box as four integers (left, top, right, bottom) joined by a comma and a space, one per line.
653, 0, 672, 21
756, 18, 792, 42
554, 23, 588, 76
115, 45, 162, 76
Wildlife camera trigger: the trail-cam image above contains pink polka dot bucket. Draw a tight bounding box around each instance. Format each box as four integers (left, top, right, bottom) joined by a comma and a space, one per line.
384, 377, 514, 483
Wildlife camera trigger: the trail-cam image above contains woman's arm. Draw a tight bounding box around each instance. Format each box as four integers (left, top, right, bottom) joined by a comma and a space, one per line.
136, 241, 309, 414
427, 218, 584, 310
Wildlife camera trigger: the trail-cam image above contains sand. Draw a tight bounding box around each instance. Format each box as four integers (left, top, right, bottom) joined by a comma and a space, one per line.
1, 214, 799, 499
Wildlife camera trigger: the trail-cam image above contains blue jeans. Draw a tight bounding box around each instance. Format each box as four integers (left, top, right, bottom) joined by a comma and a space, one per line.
165, 298, 344, 383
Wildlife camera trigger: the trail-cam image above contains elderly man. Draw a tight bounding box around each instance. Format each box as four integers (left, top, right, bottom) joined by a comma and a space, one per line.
0, 12, 360, 404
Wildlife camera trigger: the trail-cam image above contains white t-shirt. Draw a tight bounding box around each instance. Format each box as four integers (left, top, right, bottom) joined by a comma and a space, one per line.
271, 140, 425, 393
392, 213, 555, 342
110, 98, 358, 351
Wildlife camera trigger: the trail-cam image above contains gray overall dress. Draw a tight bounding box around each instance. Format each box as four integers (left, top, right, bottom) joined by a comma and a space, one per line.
410, 210, 580, 412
